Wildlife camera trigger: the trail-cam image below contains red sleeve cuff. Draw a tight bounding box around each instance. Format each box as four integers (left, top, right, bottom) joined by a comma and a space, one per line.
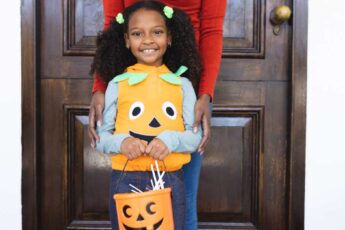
92, 73, 107, 94
198, 69, 218, 101
197, 62, 220, 100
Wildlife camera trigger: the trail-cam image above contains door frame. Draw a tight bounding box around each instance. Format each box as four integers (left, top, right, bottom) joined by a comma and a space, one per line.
21, 0, 307, 229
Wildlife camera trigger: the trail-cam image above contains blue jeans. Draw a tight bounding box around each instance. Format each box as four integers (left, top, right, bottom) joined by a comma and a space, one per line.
109, 170, 185, 230
182, 103, 211, 229
182, 152, 203, 230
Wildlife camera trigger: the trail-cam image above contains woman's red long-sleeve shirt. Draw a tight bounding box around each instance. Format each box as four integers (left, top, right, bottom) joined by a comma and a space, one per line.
92, 0, 226, 99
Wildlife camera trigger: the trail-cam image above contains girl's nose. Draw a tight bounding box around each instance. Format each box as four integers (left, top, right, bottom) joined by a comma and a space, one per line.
143, 34, 154, 44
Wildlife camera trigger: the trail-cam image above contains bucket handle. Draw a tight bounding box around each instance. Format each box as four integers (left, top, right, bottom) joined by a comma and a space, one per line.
114, 159, 173, 193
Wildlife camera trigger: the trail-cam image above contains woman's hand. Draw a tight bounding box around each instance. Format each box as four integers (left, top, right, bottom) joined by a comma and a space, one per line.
88, 91, 105, 148
193, 94, 211, 154
145, 138, 170, 161
121, 137, 145, 160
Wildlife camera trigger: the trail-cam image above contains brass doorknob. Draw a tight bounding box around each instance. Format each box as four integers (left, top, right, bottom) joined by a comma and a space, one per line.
270, 5, 292, 35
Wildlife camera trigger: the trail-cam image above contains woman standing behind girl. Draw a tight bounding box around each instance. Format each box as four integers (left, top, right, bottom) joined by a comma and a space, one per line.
92, 1, 202, 229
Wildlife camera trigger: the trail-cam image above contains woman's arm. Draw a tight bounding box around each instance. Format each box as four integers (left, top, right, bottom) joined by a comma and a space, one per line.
198, 0, 226, 99
193, 0, 226, 152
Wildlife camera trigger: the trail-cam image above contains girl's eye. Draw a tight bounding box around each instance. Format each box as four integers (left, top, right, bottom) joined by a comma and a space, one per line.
153, 30, 163, 35
131, 32, 142, 37
129, 101, 144, 120
162, 101, 177, 120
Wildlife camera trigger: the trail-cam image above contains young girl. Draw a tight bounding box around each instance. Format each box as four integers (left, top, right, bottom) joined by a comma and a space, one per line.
91, 1, 202, 229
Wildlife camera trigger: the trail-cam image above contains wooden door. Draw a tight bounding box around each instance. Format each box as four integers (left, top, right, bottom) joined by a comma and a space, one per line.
22, 0, 307, 229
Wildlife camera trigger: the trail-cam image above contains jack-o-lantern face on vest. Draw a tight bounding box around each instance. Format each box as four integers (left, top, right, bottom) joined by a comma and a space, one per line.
115, 188, 174, 230
125, 99, 180, 143
115, 68, 184, 143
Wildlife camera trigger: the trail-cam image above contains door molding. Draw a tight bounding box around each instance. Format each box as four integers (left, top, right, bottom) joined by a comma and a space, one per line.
21, 0, 307, 229
288, 0, 308, 229
22, 0, 39, 229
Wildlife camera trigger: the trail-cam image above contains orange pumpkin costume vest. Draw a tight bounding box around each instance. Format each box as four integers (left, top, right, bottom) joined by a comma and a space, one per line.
111, 64, 191, 171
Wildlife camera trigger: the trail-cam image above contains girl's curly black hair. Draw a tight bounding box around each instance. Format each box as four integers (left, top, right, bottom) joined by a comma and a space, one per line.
90, 0, 202, 89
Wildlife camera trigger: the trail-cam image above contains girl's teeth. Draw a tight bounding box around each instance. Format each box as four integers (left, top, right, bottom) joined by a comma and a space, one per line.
143, 49, 155, 53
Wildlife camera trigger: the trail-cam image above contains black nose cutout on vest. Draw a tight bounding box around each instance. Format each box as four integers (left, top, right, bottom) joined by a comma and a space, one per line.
136, 214, 144, 221
149, 117, 161, 128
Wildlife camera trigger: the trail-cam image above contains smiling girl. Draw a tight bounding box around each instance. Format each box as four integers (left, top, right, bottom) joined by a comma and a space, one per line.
91, 1, 202, 229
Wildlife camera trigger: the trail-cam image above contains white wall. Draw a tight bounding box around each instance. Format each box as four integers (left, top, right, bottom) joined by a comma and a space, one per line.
0, 0, 345, 229
0, 0, 22, 229
305, 0, 345, 229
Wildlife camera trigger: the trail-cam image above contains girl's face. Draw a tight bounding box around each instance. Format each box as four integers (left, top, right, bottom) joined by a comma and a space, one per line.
125, 9, 171, 67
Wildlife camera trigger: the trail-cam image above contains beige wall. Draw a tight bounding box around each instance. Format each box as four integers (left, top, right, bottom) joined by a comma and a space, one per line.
0, 0, 21, 229
305, 0, 345, 229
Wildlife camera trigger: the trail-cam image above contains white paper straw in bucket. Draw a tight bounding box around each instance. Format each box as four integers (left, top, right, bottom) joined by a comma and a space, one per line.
129, 160, 167, 192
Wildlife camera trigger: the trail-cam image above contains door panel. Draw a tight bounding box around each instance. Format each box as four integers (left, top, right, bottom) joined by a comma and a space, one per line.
38, 0, 292, 229
222, 0, 265, 58
199, 108, 262, 226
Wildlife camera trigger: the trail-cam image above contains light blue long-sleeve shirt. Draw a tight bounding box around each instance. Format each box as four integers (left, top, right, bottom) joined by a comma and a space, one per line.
96, 77, 202, 155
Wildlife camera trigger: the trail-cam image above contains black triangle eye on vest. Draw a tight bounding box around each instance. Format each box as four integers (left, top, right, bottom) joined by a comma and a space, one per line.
149, 117, 161, 128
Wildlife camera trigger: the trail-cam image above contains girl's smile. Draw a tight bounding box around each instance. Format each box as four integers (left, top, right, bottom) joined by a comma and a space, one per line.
125, 9, 171, 67
140, 48, 158, 55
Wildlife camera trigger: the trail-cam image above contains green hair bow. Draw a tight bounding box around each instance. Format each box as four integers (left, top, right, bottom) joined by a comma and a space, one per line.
163, 6, 174, 19
115, 13, 124, 24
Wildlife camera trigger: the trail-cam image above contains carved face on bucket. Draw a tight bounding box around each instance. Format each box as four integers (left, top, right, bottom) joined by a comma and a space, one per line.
121, 201, 164, 230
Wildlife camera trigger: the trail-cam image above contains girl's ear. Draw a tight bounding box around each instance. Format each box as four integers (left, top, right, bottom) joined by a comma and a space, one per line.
124, 33, 130, 49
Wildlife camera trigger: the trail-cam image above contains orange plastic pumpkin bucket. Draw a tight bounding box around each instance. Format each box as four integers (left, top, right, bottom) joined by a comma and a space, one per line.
114, 188, 174, 230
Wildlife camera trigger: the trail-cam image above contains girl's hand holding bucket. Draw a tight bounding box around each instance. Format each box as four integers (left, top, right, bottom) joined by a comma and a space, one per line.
145, 138, 170, 161
121, 137, 146, 160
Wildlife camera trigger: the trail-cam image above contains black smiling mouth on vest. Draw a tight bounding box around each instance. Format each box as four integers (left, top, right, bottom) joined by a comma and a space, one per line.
123, 218, 163, 230
129, 131, 156, 143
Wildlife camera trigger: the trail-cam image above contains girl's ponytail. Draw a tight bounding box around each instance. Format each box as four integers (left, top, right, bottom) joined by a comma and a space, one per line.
90, 18, 136, 83
164, 7, 202, 90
